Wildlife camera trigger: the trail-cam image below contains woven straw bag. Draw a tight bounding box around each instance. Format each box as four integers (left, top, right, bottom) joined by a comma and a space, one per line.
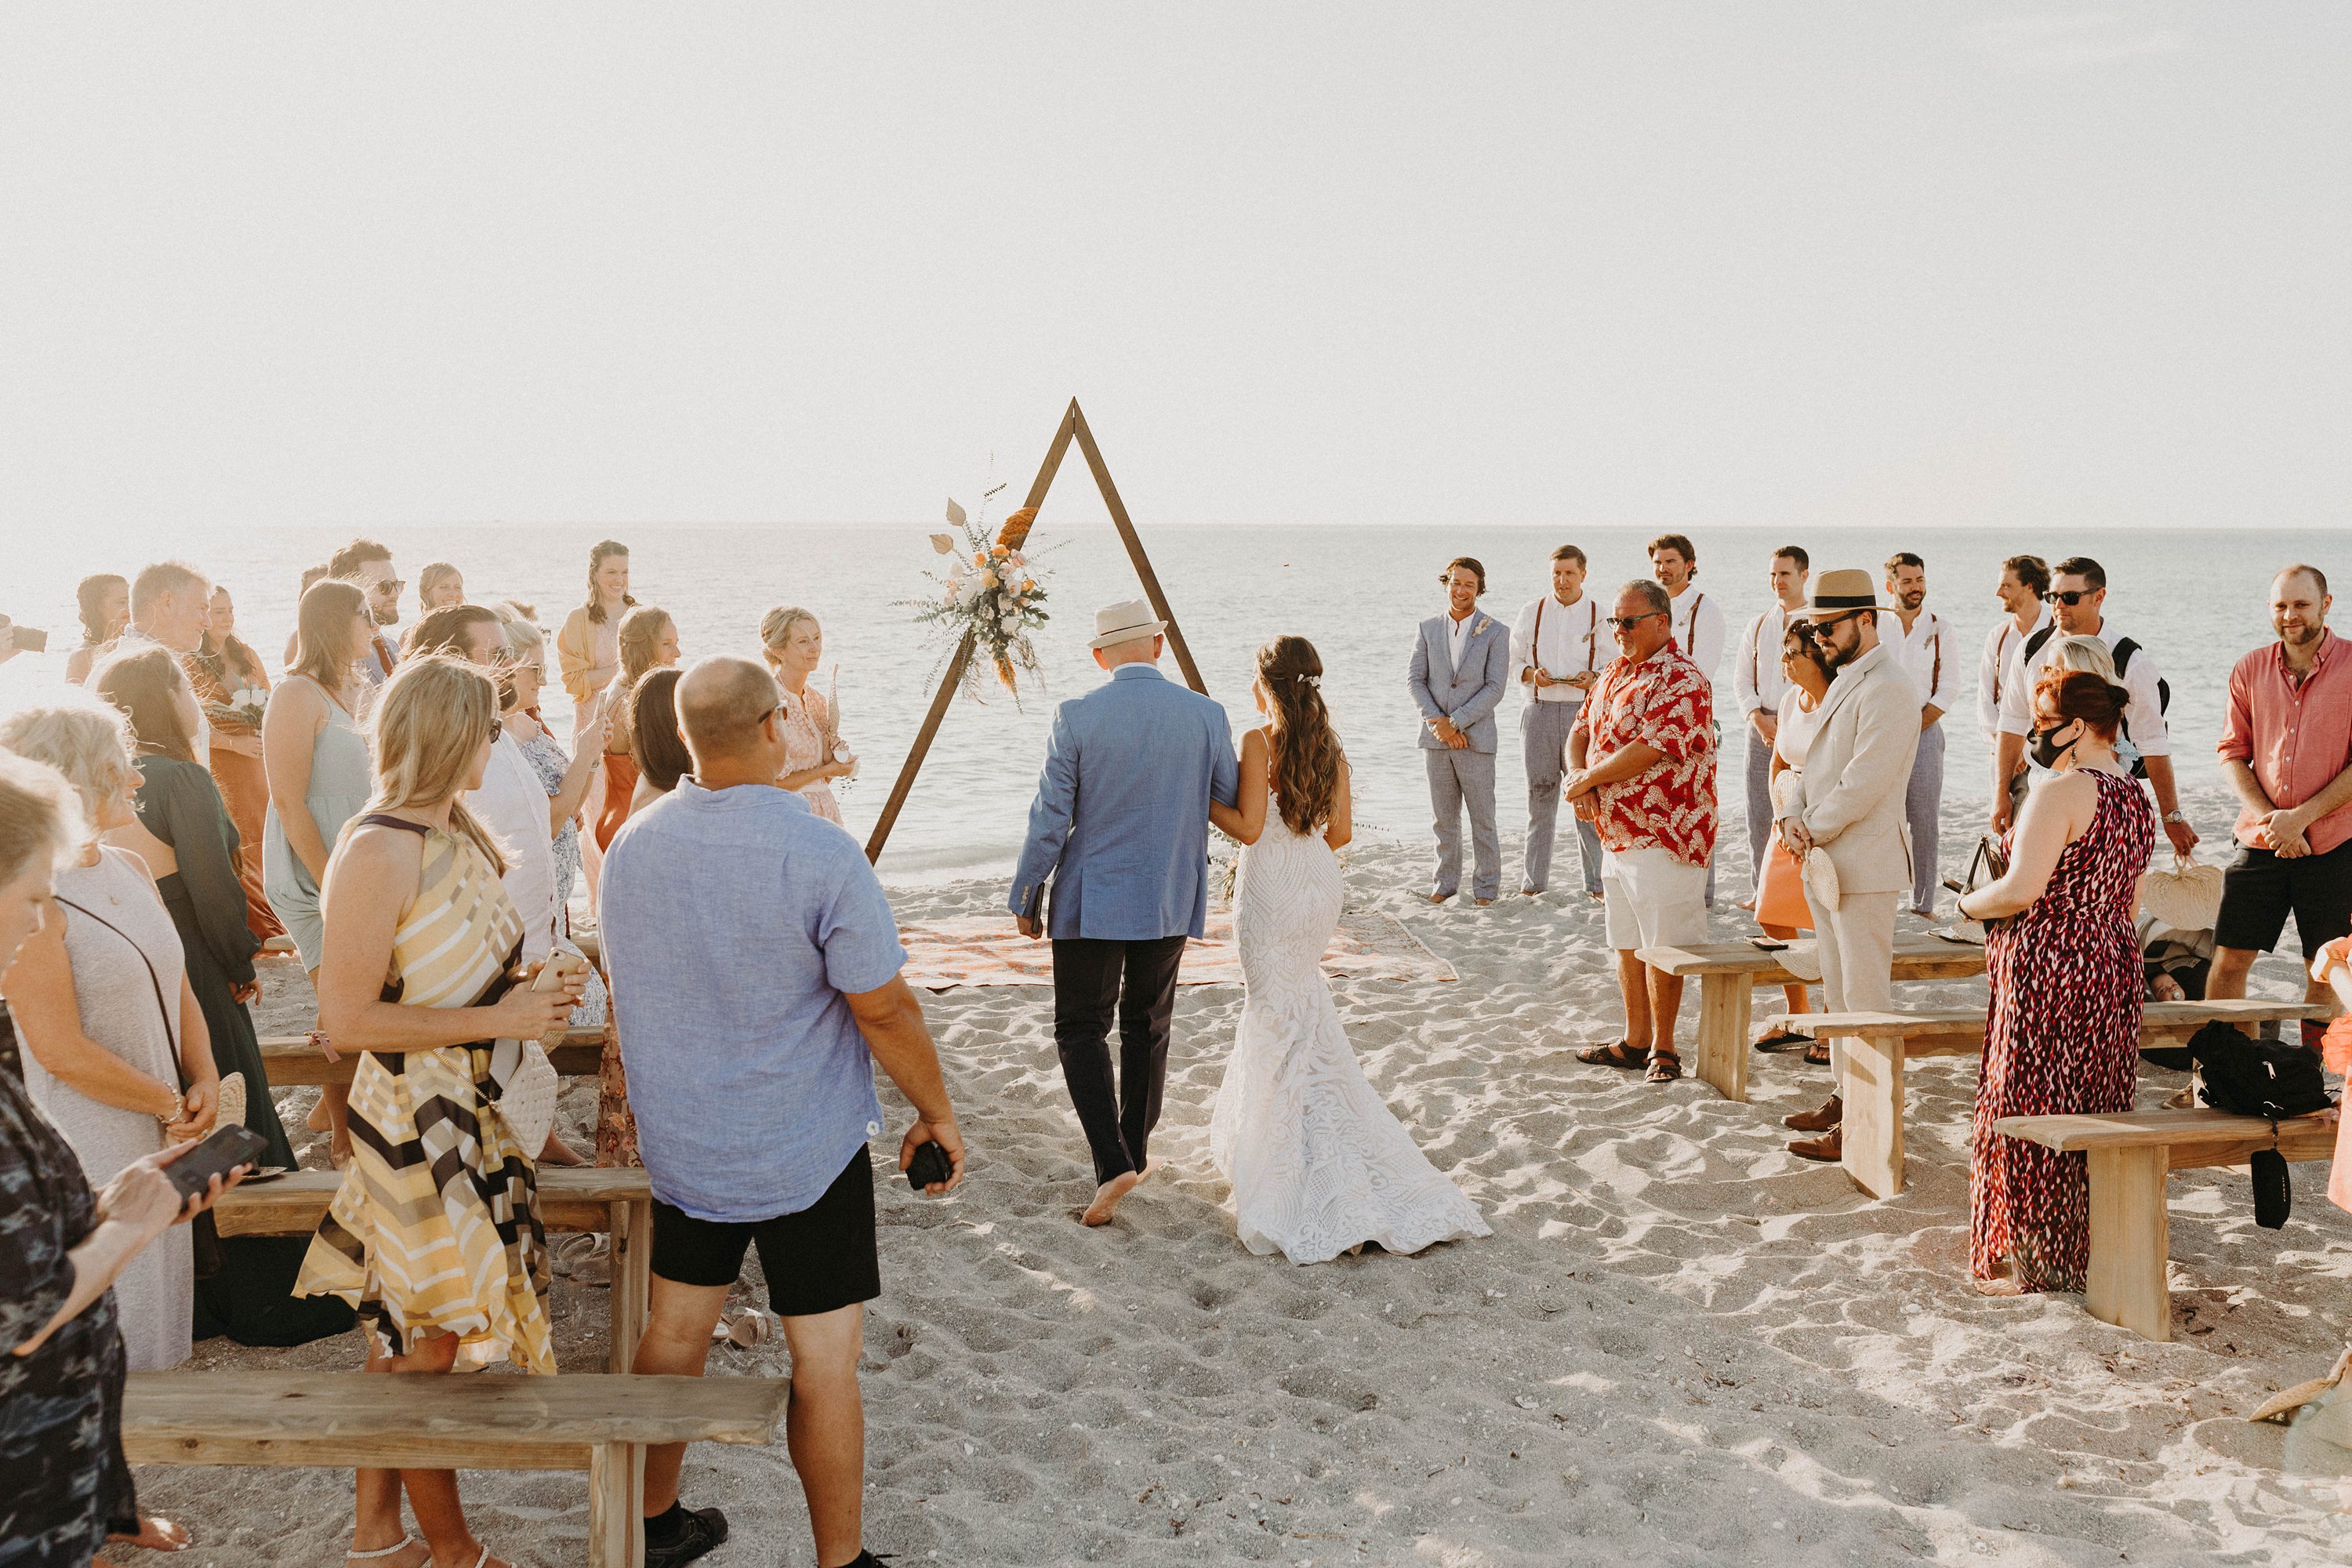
213, 1071, 245, 1133
2137, 854, 2223, 933
493, 1040, 560, 1160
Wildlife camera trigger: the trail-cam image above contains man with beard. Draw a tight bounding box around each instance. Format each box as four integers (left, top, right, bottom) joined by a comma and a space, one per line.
328, 537, 405, 693
2208, 564, 2352, 1053
122, 561, 215, 755
1777, 570, 1921, 1162
1878, 553, 1952, 916
1977, 554, 2052, 816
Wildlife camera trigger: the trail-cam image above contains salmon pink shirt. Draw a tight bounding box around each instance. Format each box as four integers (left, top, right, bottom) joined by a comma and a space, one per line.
2218, 630, 2352, 855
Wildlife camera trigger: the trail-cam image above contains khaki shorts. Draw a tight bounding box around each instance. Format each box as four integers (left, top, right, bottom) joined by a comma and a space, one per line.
1602, 845, 1710, 951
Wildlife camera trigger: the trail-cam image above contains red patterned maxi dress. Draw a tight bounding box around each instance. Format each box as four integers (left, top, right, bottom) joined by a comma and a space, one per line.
1971, 768, 2154, 1290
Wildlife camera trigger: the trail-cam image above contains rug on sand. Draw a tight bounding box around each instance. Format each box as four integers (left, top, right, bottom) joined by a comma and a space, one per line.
897, 910, 1457, 990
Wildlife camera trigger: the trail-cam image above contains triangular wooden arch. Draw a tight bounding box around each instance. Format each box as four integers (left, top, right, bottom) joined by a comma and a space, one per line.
864, 398, 1207, 862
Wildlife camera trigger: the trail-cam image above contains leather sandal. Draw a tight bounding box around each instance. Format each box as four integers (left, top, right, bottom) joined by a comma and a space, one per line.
1803, 1041, 1831, 1066
1645, 1051, 1682, 1083
1752, 1029, 1813, 1054
1576, 1040, 1646, 1069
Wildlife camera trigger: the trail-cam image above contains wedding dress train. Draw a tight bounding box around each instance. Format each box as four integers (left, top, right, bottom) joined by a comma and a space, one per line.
1209, 800, 1491, 1265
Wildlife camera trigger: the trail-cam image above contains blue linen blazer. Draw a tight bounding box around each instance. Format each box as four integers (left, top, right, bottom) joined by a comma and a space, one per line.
1009, 664, 1240, 942
1407, 611, 1511, 753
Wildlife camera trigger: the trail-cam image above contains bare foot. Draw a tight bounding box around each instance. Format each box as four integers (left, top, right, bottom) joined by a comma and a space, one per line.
112, 1516, 191, 1552
535, 1132, 589, 1167
1081, 1171, 1145, 1226
1428, 891, 1452, 905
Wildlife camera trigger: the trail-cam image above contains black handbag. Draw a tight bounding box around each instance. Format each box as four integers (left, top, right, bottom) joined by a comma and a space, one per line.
53, 895, 228, 1279
2186, 1021, 2336, 1232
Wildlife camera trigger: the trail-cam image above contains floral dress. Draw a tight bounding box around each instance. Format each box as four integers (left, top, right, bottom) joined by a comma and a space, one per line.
1970, 769, 2155, 1290
779, 687, 844, 826
514, 725, 583, 916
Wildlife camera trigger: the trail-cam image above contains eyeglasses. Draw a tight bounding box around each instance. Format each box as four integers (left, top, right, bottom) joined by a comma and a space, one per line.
1605, 611, 1667, 632
2044, 589, 2094, 606
375, 579, 405, 595
1806, 612, 1862, 640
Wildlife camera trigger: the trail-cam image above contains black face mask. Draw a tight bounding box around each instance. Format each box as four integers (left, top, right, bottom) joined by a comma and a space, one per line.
2029, 719, 2081, 770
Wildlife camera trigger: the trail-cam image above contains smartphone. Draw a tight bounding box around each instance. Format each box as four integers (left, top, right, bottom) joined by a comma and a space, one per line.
168, 1123, 270, 1201
1749, 937, 1789, 951
530, 949, 588, 993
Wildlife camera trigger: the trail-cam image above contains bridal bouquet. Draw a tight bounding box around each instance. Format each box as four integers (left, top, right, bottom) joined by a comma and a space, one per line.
205, 684, 269, 733
902, 492, 1054, 708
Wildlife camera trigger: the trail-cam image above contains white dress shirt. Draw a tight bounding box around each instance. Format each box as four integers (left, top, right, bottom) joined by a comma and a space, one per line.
1875, 608, 1953, 720
1996, 619, 2170, 757
1665, 587, 1726, 678
1977, 604, 2050, 742
470, 732, 560, 964
1511, 592, 1602, 704
1734, 601, 1806, 717
1446, 610, 1473, 670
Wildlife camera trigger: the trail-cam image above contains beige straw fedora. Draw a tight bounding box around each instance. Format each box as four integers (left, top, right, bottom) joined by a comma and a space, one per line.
1089, 598, 1167, 651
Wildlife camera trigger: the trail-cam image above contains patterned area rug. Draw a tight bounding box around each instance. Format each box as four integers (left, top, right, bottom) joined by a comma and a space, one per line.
897, 910, 1457, 990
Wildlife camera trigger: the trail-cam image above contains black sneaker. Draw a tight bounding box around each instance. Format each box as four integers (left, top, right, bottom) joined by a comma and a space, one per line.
644, 1506, 728, 1568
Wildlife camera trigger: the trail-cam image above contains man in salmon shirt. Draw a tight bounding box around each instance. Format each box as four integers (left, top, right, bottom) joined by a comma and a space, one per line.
2209, 564, 2352, 1055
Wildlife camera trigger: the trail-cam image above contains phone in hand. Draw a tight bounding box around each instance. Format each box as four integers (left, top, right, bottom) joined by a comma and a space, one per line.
168, 1123, 269, 1202
905, 1140, 953, 1191
2, 624, 48, 652
530, 949, 589, 993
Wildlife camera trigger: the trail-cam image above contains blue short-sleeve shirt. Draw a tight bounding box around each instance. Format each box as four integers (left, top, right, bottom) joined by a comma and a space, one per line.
601, 779, 909, 1222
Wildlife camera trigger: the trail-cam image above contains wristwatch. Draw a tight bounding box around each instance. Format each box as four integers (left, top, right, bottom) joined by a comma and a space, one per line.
2161, 809, 2189, 825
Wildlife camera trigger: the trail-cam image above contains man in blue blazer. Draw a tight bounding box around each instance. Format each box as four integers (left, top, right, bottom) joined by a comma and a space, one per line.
1011, 599, 1239, 1225
1408, 557, 1511, 904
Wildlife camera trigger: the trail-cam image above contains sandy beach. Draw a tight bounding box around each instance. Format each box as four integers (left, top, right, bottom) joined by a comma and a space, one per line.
134, 786, 2352, 1566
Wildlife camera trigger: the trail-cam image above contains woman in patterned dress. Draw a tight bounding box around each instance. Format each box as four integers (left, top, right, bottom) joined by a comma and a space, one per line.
759, 605, 855, 825
1958, 669, 2155, 1295
293, 655, 585, 1568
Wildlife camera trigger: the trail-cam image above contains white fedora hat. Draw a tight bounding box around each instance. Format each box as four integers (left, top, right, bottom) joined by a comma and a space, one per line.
1089, 597, 1167, 651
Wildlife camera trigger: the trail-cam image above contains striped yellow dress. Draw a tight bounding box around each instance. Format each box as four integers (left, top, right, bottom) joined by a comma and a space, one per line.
295, 817, 553, 1374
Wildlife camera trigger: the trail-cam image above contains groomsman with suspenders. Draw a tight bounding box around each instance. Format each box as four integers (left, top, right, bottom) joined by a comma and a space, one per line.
1977, 554, 2052, 815
1877, 552, 1953, 916
1733, 546, 1809, 905
1512, 544, 1605, 898
1649, 534, 1727, 904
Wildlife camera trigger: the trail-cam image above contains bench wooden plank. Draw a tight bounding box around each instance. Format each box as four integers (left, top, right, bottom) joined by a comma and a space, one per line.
1993, 1108, 2338, 1341
258, 1030, 604, 1087
216, 1168, 655, 1374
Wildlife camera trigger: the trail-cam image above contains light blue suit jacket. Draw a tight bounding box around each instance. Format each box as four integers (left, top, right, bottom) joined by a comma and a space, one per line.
1009, 664, 1240, 942
1407, 611, 1510, 753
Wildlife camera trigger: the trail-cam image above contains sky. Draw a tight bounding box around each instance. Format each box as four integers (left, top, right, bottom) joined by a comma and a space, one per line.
2, 3, 2346, 534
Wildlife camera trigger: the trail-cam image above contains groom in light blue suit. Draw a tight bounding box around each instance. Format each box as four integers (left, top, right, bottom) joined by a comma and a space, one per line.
1011, 598, 1239, 1225
1408, 557, 1511, 903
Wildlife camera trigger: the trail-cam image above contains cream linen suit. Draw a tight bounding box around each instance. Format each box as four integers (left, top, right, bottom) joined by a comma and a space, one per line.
1793, 641, 1922, 1080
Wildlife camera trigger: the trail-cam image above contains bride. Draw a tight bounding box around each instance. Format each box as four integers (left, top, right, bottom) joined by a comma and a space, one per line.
1208, 635, 1490, 1265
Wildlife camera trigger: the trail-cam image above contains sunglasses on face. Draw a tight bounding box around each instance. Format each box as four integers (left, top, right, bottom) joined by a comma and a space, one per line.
1606, 611, 1667, 632
374, 579, 405, 595
1806, 612, 1862, 640
2045, 589, 2094, 606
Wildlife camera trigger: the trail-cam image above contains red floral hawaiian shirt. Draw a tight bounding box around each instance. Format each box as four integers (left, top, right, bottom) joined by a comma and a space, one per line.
1572, 643, 1718, 866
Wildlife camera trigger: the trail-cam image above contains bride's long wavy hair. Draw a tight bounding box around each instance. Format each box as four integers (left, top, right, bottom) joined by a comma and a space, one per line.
1258, 635, 1343, 837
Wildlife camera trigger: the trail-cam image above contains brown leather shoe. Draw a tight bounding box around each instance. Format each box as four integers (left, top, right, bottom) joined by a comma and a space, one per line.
1788, 1127, 1842, 1162
1783, 1094, 1842, 1133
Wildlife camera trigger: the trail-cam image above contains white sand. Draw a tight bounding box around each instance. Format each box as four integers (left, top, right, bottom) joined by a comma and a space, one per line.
135, 783, 2352, 1566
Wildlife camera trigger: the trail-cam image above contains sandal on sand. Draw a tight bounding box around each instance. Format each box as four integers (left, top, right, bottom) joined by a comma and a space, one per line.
1803, 1041, 1831, 1067
1576, 1040, 1647, 1069
345, 1538, 426, 1568
1646, 1051, 1682, 1083
1752, 1029, 1813, 1054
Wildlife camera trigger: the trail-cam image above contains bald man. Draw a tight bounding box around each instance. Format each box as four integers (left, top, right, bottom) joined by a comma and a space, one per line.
601, 655, 964, 1568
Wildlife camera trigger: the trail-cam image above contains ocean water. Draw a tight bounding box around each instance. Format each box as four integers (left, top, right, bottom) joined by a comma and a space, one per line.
6, 523, 2340, 882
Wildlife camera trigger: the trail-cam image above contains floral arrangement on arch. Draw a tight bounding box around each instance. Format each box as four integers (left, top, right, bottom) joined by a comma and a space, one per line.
903, 488, 1054, 707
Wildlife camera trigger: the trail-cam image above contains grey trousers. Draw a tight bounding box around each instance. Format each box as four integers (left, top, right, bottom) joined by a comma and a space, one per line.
1744, 728, 1776, 900
1520, 700, 1601, 895
1425, 746, 1501, 901
1906, 722, 1945, 915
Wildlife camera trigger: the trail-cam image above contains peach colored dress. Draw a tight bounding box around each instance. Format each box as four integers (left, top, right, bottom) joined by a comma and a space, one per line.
779, 688, 844, 826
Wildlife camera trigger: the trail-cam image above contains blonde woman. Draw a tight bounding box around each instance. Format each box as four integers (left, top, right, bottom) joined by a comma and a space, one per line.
416, 562, 466, 612
556, 539, 634, 708
293, 655, 583, 1568
0, 702, 219, 1372
759, 606, 854, 825
591, 605, 679, 851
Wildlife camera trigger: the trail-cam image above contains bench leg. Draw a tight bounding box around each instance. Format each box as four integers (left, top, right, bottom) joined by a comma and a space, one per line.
1692, 976, 1751, 1103
2086, 1146, 2171, 1342
1838, 1035, 1905, 1199
610, 1198, 652, 1375
588, 1440, 646, 1568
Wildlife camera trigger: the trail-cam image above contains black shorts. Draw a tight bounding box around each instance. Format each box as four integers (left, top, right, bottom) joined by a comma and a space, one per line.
2213, 837, 2352, 956
649, 1147, 880, 1318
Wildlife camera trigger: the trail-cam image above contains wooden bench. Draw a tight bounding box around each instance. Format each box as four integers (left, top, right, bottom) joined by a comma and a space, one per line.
1767, 999, 2332, 1199
125, 1370, 786, 1568
216, 1166, 655, 1374
257, 1027, 605, 1087
1991, 1108, 2339, 1341
1634, 936, 1988, 1103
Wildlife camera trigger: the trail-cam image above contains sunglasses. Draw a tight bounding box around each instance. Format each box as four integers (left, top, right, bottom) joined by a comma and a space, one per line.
373, 579, 405, 595
2044, 588, 2095, 606
1806, 612, 1864, 640
1605, 611, 1667, 632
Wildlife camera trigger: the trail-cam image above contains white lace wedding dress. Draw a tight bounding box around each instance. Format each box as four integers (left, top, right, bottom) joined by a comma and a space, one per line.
1208, 796, 1491, 1265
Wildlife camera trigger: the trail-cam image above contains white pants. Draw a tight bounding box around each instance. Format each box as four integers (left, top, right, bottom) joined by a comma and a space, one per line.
1602, 846, 1710, 952
1802, 886, 1900, 1083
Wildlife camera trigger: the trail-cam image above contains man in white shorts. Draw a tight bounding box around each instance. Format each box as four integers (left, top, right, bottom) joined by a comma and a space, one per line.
1565, 580, 1719, 1084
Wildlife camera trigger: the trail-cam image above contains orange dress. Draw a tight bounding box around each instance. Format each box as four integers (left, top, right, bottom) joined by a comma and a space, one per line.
592, 677, 640, 852
186, 640, 284, 942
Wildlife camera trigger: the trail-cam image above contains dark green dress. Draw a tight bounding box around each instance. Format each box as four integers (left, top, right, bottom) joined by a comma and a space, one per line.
129, 754, 292, 1168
